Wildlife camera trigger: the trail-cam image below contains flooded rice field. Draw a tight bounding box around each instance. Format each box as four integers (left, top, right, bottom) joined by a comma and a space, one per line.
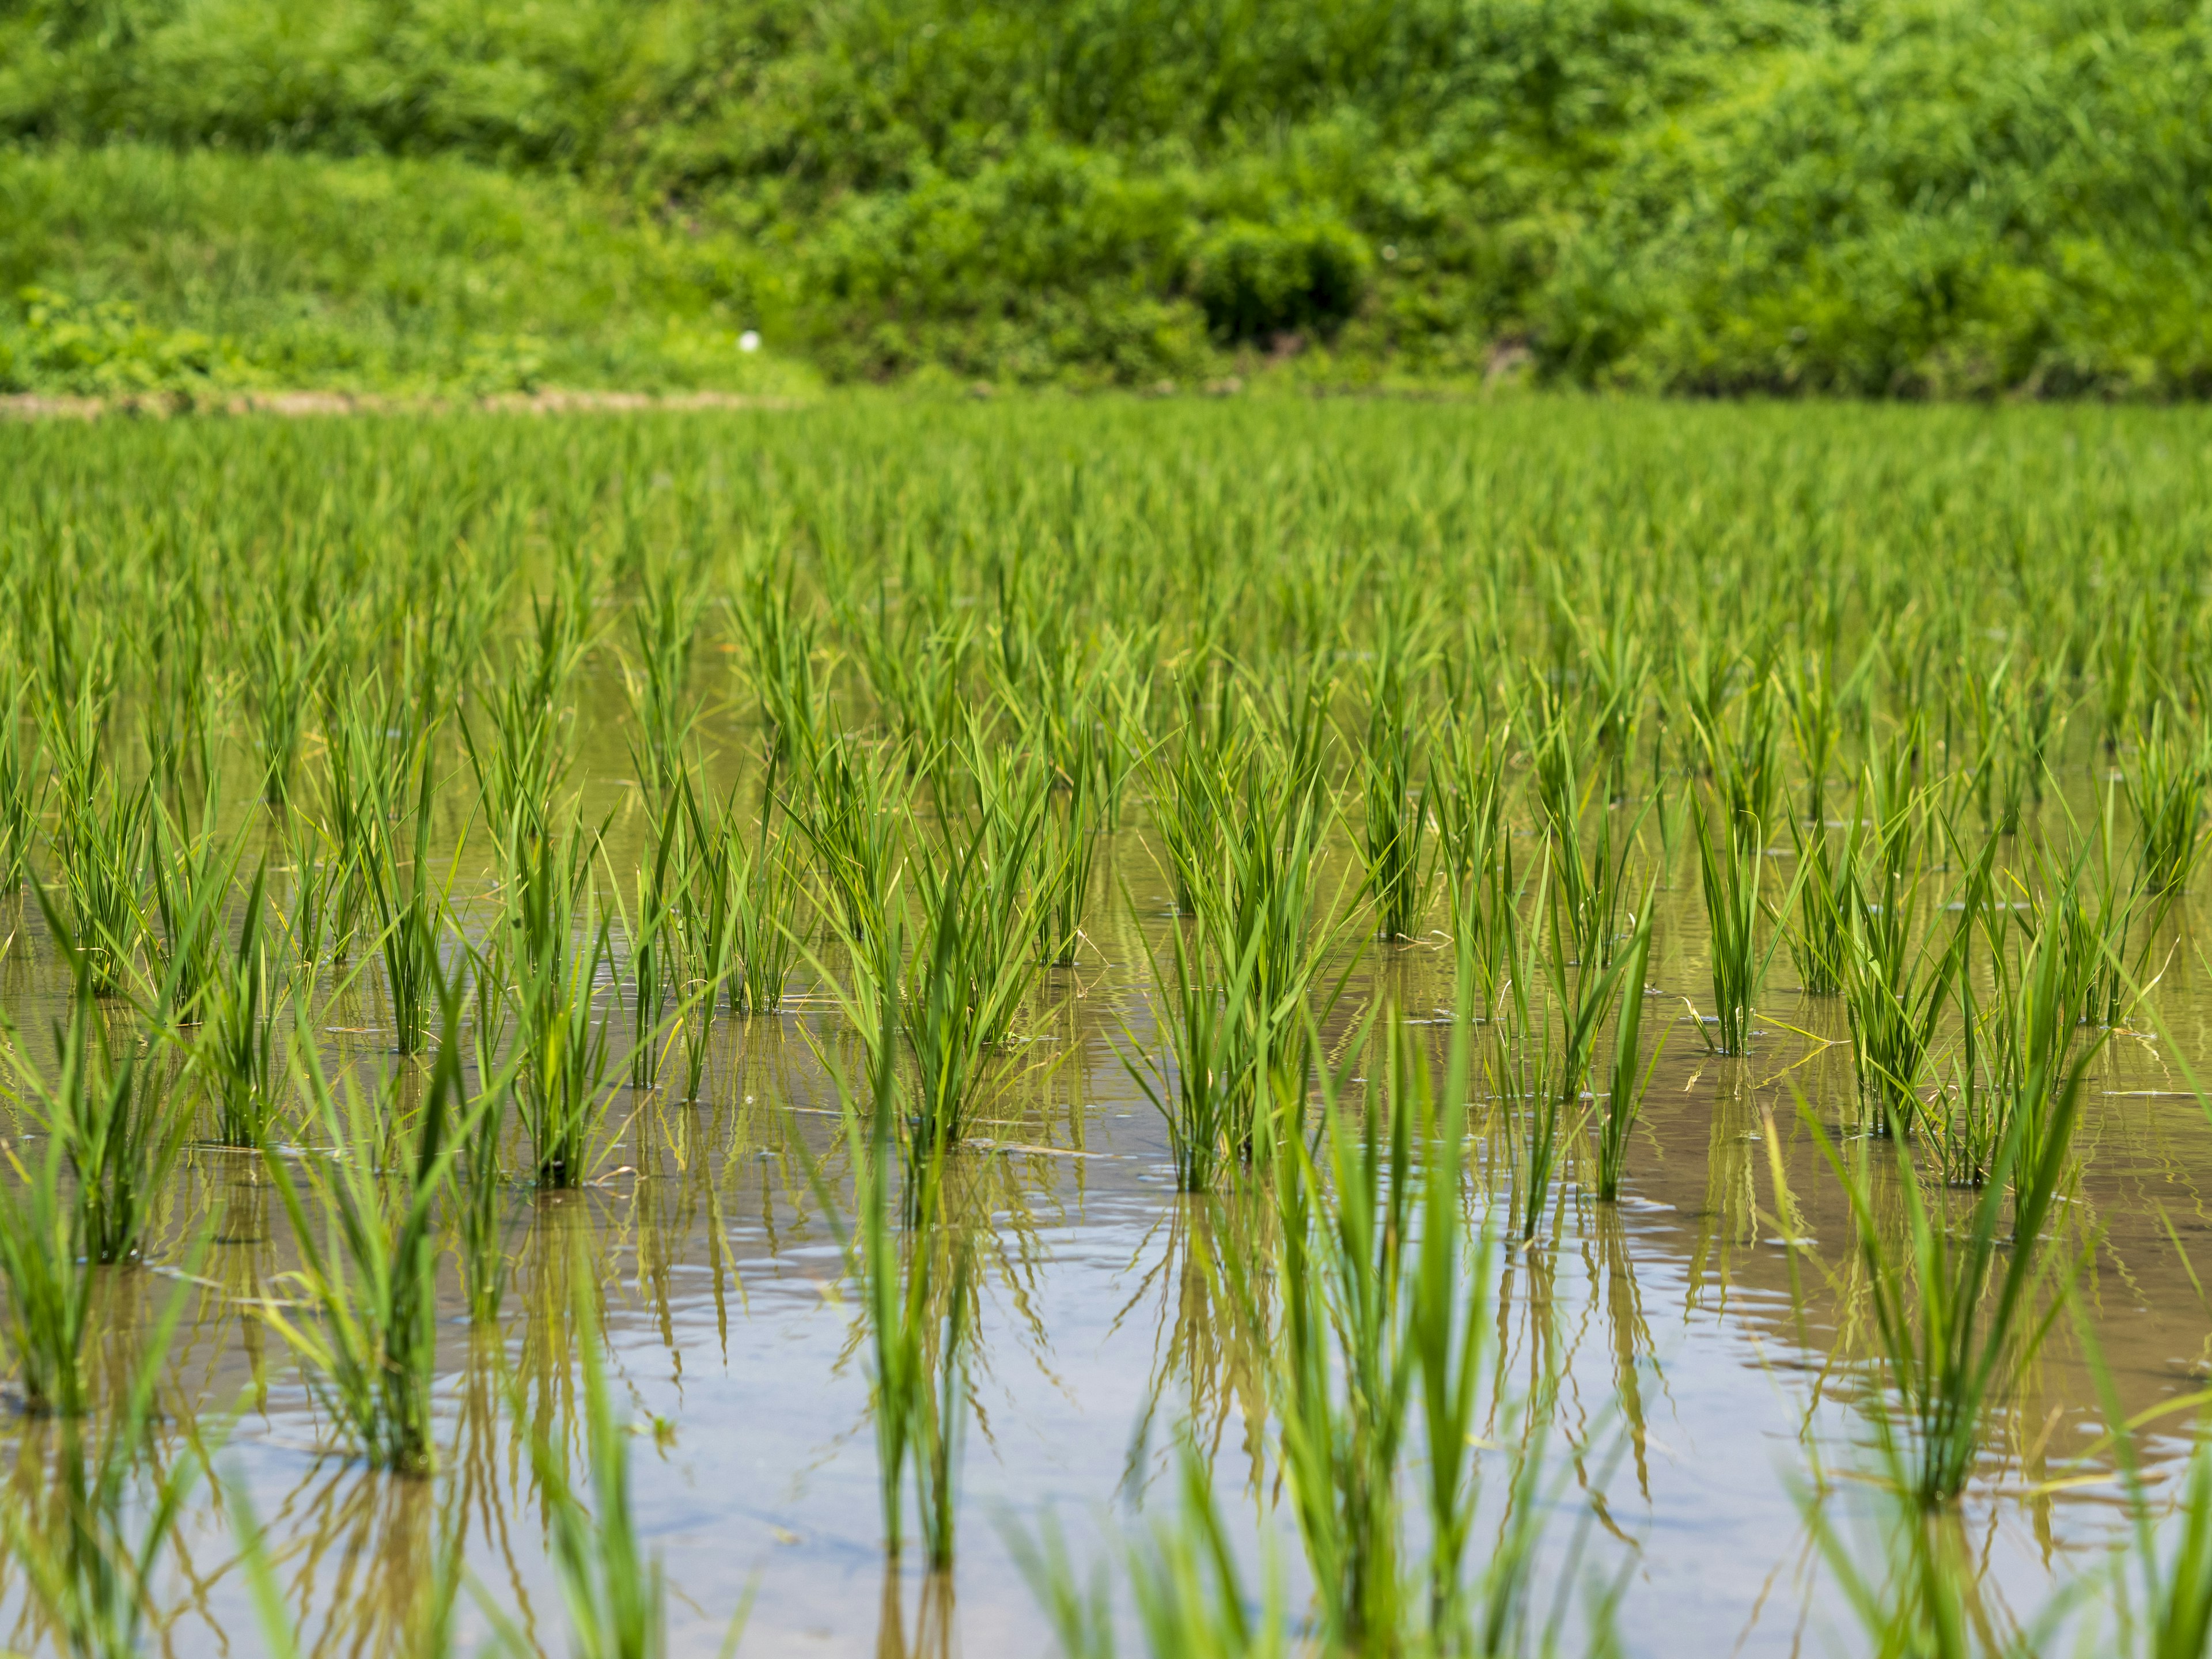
2, 400, 2211, 1658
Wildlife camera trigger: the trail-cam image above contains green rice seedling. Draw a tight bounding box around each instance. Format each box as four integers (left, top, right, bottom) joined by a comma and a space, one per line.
371, 740, 453, 1056
849, 595, 976, 768
618, 789, 684, 1088
1691, 799, 1797, 1055
1268, 1003, 1512, 1651
1803, 1032, 2099, 1508
895, 805, 1043, 1156
1783, 650, 1846, 827
623, 558, 709, 799
50, 767, 150, 998
1148, 704, 1242, 918
793, 730, 905, 949
2, 1269, 200, 1659
246, 595, 328, 804
1195, 743, 1336, 1102
1595, 905, 1662, 1202
319, 677, 396, 962
147, 786, 239, 1020
256, 979, 472, 1475
1529, 717, 1639, 975
1934, 870, 2088, 1189
1785, 813, 1850, 997
1836, 781, 1982, 1137
0, 683, 46, 891
1432, 719, 1507, 892
1272, 1014, 1414, 1647
200, 866, 284, 1148
736, 559, 826, 769
1687, 660, 1785, 839
1359, 687, 1437, 942
1034, 728, 1104, 968
459, 946, 517, 1321
2126, 707, 2211, 896
1123, 918, 1266, 1191
6, 948, 191, 1267
465, 585, 592, 849
0, 1123, 94, 1416
507, 813, 618, 1188
279, 807, 346, 971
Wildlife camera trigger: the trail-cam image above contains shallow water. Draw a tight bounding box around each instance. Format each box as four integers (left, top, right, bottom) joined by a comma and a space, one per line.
5, 683, 2210, 1659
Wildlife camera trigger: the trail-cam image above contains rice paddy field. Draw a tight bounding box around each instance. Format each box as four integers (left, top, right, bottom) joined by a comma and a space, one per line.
3, 396, 2212, 1658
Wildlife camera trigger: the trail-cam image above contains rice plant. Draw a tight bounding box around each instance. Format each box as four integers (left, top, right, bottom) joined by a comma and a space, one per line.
1803, 1032, 2100, 1507
50, 767, 150, 997
255, 981, 472, 1475
506, 813, 617, 1188
1124, 917, 1266, 1191
1358, 666, 1437, 941
200, 866, 283, 1147
371, 737, 454, 1056
1691, 799, 1792, 1055
6, 952, 191, 1267
0, 684, 46, 891
2126, 708, 2211, 896
1594, 905, 1662, 1202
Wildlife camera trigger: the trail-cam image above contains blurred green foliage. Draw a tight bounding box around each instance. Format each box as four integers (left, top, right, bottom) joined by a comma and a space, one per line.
1, 0, 2207, 392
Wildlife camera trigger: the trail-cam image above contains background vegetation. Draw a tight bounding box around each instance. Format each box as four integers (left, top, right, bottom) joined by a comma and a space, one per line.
3, 0, 2210, 394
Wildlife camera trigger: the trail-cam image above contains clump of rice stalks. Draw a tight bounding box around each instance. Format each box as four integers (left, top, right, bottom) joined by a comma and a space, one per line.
1125, 919, 1266, 1191
0, 684, 46, 892
200, 866, 284, 1148
1785, 815, 1850, 997
2126, 708, 2211, 896
458, 951, 517, 1323
623, 558, 708, 799
257, 982, 472, 1475
1836, 774, 1982, 1137
1268, 1009, 1546, 1652
1691, 799, 1794, 1055
505, 813, 616, 1188
147, 788, 238, 1020
1804, 1029, 2100, 1508
794, 730, 905, 949
737, 559, 827, 768
681, 772, 803, 1021
372, 737, 455, 1056
465, 585, 591, 849
50, 766, 150, 998
1595, 906, 1662, 1202
618, 789, 683, 1089
1358, 648, 1437, 942
1686, 658, 1786, 838
6, 945, 192, 1267
247, 593, 329, 804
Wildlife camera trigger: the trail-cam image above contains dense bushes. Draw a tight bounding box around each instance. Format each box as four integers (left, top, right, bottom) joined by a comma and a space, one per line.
1, 0, 2209, 393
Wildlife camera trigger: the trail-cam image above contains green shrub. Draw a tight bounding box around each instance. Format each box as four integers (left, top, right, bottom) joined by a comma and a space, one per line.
1190, 218, 1369, 345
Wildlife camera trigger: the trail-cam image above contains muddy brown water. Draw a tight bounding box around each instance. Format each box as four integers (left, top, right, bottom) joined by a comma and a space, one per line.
3, 683, 2209, 1658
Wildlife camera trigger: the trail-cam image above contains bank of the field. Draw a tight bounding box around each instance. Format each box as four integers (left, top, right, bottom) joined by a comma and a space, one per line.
4, 0, 2210, 399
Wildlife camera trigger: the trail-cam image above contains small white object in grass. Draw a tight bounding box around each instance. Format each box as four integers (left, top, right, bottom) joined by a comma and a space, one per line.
738, 329, 762, 353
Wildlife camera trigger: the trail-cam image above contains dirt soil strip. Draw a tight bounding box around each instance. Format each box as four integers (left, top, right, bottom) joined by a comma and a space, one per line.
0, 389, 808, 422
